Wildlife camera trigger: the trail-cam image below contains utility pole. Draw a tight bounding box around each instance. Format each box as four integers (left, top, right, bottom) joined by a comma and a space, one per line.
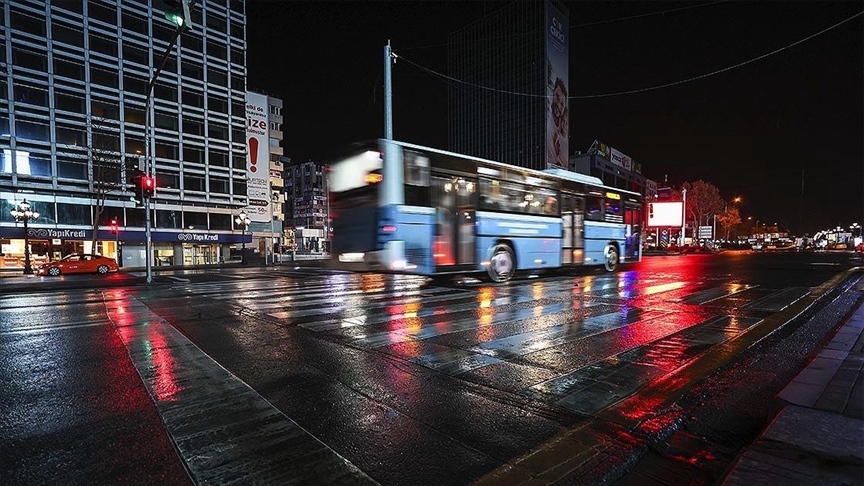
384, 40, 393, 141
681, 188, 687, 246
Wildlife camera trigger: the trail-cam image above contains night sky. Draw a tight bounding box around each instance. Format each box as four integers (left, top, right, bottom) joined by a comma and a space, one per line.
246, 1, 863, 235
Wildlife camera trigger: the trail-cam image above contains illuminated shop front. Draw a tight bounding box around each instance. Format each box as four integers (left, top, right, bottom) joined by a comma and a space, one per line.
0, 226, 250, 270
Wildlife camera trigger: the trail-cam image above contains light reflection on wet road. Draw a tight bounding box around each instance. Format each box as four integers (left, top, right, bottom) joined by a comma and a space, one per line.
4, 251, 859, 485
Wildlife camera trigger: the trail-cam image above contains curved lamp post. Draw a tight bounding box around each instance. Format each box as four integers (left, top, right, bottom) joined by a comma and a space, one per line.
10, 199, 40, 275
235, 210, 251, 264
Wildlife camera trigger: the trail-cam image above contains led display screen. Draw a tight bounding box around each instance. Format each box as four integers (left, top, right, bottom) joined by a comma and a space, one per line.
647, 201, 683, 227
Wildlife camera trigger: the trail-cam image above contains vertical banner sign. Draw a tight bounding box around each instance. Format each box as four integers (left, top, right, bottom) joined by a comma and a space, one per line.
545, 2, 569, 169
245, 92, 270, 223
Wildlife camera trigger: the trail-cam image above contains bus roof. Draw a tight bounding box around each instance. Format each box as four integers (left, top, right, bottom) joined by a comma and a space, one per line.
385, 139, 642, 198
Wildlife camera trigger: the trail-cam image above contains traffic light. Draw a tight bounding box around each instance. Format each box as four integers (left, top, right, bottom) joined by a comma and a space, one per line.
128, 169, 145, 206
110, 218, 119, 235
163, 0, 193, 32
142, 175, 156, 198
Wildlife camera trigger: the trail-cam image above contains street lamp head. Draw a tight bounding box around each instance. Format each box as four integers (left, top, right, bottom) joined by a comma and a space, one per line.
20, 199, 30, 212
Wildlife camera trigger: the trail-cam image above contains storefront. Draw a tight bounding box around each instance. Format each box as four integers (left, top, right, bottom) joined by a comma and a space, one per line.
0, 227, 250, 270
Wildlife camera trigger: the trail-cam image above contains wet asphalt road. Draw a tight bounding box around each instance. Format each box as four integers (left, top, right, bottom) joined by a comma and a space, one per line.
1, 251, 862, 485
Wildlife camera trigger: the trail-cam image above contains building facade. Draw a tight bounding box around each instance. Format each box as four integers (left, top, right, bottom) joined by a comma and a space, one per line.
283, 158, 327, 253
448, 0, 569, 171
243, 91, 284, 262
0, 0, 249, 270
569, 140, 647, 195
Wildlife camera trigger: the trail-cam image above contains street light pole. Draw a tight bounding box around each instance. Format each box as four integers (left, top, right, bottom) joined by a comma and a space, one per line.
10, 199, 40, 275
235, 210, 251, 264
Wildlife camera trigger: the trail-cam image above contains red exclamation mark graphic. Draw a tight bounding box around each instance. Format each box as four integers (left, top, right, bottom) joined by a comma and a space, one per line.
248, 137, 258, 173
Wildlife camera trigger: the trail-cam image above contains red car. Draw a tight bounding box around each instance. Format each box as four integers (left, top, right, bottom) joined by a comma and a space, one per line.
37, 253, 119, 276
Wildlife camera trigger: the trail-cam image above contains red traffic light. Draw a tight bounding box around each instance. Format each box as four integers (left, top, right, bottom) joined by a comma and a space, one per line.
141, 175, 156, 198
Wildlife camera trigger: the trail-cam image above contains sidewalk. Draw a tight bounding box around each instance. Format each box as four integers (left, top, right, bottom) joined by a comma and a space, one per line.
722, 282, 864, 485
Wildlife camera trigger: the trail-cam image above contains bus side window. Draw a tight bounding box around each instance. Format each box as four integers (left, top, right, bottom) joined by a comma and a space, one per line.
585, 197, 603, 221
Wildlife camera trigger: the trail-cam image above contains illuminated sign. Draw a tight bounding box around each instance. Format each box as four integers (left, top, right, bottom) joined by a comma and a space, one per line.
365, 173, 383, 184
647, 202, 684, 227
605, 192, 621, 200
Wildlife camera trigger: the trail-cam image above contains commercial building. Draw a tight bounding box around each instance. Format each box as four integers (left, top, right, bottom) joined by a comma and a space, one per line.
0, 0, 249, 270
283, 158, 328, 253
448, 0, 569, 171
569, 140, 648, 195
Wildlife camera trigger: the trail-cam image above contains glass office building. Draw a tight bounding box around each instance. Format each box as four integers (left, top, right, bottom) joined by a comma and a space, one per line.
0, 0, 249, 269
448, 0, 569, 172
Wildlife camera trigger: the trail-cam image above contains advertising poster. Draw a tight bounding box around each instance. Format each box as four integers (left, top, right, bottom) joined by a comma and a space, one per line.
545, 2, 568, 169
245, 92, 270, 223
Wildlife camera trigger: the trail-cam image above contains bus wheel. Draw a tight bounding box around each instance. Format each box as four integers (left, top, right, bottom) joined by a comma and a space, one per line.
604, 245, 619, 272
488, 244, 515, 282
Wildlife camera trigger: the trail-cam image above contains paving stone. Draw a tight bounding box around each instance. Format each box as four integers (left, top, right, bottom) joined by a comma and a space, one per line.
762, 405, 864, 461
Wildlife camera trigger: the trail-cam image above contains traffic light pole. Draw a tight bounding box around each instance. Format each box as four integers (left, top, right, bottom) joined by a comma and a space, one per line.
143, 26, 183, 284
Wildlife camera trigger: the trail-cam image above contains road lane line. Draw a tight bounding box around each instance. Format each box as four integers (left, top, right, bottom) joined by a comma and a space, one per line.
101, 289, 378, 485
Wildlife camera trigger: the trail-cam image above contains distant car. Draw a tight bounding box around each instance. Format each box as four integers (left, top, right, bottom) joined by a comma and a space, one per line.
856, 242, 864, 254
36, 253, 119, 276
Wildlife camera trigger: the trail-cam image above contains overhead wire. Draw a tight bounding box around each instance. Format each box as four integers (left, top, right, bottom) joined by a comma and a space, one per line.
395, 10, 864, 100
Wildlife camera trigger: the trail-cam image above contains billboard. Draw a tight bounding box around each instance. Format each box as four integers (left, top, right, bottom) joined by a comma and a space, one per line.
245, 92, 270, 223
545, 1, 568, 169
647, 201, 684, 227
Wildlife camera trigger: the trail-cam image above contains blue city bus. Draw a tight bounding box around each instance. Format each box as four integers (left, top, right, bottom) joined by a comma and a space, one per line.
329, 140, 642, 282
